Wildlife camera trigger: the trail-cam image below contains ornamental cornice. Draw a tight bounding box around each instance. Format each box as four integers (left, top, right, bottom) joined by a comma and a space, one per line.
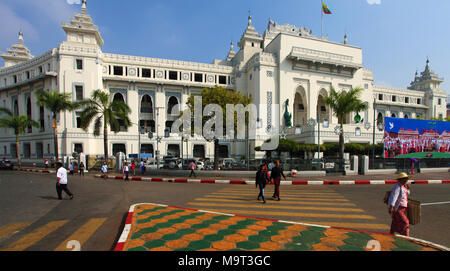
102, 53, 233, 73
0, 49, 55, 75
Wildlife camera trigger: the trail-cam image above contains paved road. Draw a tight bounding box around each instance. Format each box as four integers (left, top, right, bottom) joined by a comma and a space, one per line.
0, 171, 448, 251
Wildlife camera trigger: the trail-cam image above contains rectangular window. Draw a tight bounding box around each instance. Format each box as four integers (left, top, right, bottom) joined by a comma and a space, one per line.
74, 143, 83, 154
194, 73, 203, 83
76, 112, 82, 128
392, 95, 397, 102
405, 97, 409, 104
75, 85, 83, 101
219, 75, 227, 85
142, 68, 151, 78
438, 99, 442, 105
39, 66, 43, 74
113, 66, 123, 76
47, 63, 51, 72
417, 98, 421, 105
169, 71, 178, 80
13, 75, 17, 84
26, 71, 30, 80
76, 59, 83, 70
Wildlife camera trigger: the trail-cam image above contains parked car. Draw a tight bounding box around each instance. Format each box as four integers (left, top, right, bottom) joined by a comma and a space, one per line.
0, 160, 14, 170
230, 162, 247, 170
163, 157, 182, 169
145, 160, 164, 170
196, 161, 204, 170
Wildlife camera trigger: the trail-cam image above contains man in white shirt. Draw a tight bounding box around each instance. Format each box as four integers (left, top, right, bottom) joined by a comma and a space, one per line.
56, 162, 74, 200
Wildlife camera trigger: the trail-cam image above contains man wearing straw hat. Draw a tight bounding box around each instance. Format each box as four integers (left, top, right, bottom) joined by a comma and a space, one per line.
388, 172, 411, 236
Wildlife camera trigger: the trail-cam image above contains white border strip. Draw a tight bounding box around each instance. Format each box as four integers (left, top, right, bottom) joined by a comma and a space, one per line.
395, 234, 449, 251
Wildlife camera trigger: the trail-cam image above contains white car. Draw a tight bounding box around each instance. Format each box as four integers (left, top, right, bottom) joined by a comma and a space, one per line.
145, 160, 164, 170
196, 161, 205, 170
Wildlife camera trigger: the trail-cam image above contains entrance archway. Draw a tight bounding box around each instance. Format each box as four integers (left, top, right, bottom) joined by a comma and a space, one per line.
294, 86, 308, 126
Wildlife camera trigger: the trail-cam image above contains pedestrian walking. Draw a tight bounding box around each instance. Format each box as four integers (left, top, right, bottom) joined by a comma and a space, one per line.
140, 160, 146, 175
256, 164, 270, 204
270, 160, 286, 201
123, 162, 130, 181
44, 159, 49, 169
101, 162, 108, 179
79, 162, 85, 176
388, 172, 411, 236
189, 160, 197, 177
69, 163, 74, 175
131, 161, 136, 176
56, 162, 74, 200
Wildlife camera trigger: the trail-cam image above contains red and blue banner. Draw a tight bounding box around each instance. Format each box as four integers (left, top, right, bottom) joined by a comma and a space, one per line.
384, 117, 450, 158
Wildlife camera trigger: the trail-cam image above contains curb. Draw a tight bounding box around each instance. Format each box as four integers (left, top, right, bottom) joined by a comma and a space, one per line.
114, 203, 449, 251
95, 175, 450, 185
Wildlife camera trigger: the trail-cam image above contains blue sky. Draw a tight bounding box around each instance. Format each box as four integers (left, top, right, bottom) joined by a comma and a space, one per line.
0, 0, 449, 96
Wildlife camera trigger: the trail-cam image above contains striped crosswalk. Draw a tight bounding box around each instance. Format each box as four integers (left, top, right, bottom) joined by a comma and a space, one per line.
0, 218, 107, 251
187, 186, 390, 231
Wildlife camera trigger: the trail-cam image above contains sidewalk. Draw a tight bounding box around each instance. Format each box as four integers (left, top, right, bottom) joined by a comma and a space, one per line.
14, 167, 450, 185
115, 203, 448, 251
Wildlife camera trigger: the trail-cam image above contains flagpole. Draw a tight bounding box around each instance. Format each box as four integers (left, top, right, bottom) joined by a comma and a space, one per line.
321, 0, 324, 38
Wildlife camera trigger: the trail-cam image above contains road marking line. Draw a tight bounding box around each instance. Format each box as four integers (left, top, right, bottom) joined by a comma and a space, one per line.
186, 203, 375, 219
203, 194, 351, 202
210, 192, 346, 198
54, 218, 108, 251
194, 208, 376, 220
0, 220, 68, 251
190, 199, 364, 212
0, 222, 32, 241
195, 197, 356, 206
421, 201, 450, 206
218, 189, 338, 195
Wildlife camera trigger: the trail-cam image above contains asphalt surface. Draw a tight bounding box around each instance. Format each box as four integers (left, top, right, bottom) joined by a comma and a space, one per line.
0, 170, 449, 251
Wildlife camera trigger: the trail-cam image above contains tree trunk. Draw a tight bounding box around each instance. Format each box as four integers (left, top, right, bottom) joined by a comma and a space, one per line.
16, 134, 21, 168
53, 116, 59, 163
104, 125, 109, 167
339, 122, 344, 171
214, 139, 219, 170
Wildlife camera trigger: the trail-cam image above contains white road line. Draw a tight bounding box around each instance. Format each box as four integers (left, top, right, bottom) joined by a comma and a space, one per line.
421, 201, 450, 206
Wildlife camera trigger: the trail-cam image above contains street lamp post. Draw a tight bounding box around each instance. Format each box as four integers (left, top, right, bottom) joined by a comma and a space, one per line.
372, 98, 376, 169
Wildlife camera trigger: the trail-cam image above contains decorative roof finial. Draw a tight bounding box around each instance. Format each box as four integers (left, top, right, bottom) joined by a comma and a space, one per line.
81, 0, 87, 14
344, 33, 348, 44
18, 28, 24, 44
248, 10, 252, 26
230, 41, 234, 51
425, 57, 430, 72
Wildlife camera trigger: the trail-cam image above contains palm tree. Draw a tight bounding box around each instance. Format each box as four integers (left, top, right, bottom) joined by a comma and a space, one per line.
0, 108, 40, 168
79, 89, 131, 166
36, 90, 81, 162
323, 87, 369, 160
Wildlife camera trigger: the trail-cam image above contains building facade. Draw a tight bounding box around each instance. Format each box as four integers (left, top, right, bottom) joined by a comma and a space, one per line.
0, 2, 447, 163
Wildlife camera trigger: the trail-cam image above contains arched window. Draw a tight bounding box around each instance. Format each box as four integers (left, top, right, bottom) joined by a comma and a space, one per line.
26, 97, 32, 133
167, 96, 179, 115
13, 100, 19, 116
391, 113, 397, 118
140, 95, 153, 113
113, 93, 125, 103
377, 112, 384, 125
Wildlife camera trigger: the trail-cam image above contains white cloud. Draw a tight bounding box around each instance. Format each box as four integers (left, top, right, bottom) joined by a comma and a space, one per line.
67, 0, 81, 4
367, 0, 381, 4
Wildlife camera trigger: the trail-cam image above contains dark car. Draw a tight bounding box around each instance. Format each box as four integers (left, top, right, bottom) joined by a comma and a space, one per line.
0, 160, 14, 170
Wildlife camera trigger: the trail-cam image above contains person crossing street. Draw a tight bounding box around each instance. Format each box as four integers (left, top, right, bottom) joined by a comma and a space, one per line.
56, 162, 74, 200
270, 160, 286, 201
256, 164, 270, 204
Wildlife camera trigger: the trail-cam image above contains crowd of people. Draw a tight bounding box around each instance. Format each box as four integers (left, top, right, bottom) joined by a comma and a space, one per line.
384, 136, 450, 158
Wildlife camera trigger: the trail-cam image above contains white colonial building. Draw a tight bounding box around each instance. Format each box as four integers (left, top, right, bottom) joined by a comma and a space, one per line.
0, 2, 447, 163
